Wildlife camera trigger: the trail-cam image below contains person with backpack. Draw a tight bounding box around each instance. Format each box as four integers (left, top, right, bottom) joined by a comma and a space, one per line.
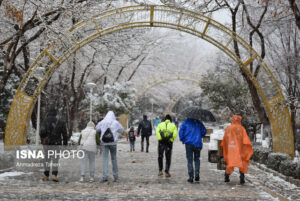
78, 121, 100, 182
126, 126, 138, 152
96, 111, 124, 182
137, 115, 152, 152
40, 108, 68, 182
155, 114, 178, 178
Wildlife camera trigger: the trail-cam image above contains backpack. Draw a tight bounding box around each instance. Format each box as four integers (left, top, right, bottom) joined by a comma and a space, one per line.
129, 130, 135, 141
142, 121, 151, 130
160, 123, 173, 142
102, 128, 114, 143
42, 119, 58, 145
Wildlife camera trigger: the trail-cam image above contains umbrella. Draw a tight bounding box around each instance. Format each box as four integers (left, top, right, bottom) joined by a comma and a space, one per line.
181, 106, 216, 122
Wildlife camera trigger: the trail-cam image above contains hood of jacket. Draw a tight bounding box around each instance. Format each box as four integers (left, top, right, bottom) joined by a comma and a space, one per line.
103, 111, 116, 122
86, 121, 95, 129
164, 119, 171, 124
232, 115, 242, 125
95, 111, 124, 145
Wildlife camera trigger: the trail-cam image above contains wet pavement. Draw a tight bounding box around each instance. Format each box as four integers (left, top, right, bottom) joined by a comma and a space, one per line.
0, 136, 299, 200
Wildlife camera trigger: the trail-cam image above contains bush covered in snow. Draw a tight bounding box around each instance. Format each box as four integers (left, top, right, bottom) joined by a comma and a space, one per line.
252, 146, 300, 179
267, 153, 291, 171
279, 160, 298, 177
252, 146, 271, 164
96, 82, 136, 116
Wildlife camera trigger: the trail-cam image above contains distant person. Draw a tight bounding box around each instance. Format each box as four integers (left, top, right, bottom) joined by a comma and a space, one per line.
96, 111, 124, 182
126, 126, 138, 152
153, 116, 161, 131
78, 121, 100, 182
179, 118, 206, 183
40, 108, 67, 182
174, 117, 179, 128
155, 114, 177, 177
137, 115, 152, 152
221, 115, 253, 185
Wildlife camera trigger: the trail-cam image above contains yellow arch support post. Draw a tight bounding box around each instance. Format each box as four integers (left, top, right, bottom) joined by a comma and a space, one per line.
4, 5, 294, 158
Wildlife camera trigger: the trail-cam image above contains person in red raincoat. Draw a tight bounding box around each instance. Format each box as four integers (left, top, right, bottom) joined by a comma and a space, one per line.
221, 115, 253, 184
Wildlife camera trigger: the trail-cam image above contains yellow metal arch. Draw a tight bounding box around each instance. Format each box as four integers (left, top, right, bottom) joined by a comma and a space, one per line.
5, 5, 294, 157
135, 71, 202, 99
164, 87, 201, 114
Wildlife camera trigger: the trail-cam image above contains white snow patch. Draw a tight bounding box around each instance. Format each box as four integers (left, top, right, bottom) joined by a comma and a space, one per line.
70, 132, 81, 144
294, 151, 300, 163
208, 128, 225, 150
0, 172, 29, 180
271, 173, 299, 189
262, 137, 270, 148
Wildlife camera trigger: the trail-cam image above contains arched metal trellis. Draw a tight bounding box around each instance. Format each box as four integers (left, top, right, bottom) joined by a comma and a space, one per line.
164, 87, 201, 114
135, 71, 202, 99
4, 5, 294, 157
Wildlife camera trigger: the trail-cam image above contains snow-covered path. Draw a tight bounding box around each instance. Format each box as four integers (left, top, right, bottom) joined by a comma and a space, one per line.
0, 136, 299, 200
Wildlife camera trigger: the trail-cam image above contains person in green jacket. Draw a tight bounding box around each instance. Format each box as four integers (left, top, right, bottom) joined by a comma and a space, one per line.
155, 114, 178, 178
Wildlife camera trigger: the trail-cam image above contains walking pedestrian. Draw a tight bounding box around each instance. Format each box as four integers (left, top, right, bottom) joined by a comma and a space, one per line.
40, 108, 68, 182
155, 114, 177, 177
126, 126, 137, 152
221, 115, 253, 184
153, 116, 161, 131
137, 115, 152, 152
78, 121, 100, 182
96, 111, 124, 182
179, 118, 206, 183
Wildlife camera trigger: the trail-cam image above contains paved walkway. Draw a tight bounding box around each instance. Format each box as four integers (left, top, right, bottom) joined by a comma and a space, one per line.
0, 136, 299, 200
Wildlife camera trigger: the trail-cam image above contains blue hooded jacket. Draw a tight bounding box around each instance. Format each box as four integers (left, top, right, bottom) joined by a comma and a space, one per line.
179, 118, 207, 149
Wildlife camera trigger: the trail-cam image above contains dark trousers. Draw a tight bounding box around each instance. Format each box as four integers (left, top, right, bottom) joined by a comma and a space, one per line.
129, 140, 135, 151
158, 141, 173, 173
141, 135, 149, 152
185, 144, 201, 178
43, 146, 60, 177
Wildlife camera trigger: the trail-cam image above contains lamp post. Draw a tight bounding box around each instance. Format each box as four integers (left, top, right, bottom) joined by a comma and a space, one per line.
36, 95, 41, 145
86, 82, 96, 122
35, 67, 45, 145
150, 98, 154, 128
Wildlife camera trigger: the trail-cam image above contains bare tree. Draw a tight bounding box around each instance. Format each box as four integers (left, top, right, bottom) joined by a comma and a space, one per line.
267, 21, 300, 147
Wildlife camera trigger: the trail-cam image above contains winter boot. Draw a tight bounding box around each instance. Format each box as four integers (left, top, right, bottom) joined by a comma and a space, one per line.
225, 173, 230, 182
165, 173, 171, 178
52, 175, 59, 182
158, 171, 163, 176
187, 177, 193, 183
240, 173, 245, 185
41, 175, 49, 181
195, 175, 200, 182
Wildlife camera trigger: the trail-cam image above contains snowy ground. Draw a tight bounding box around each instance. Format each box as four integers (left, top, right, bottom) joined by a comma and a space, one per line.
0, 136, 299, 200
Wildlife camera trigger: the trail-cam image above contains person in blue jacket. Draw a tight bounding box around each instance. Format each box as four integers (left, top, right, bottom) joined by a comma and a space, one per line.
179, 118, 206, 183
